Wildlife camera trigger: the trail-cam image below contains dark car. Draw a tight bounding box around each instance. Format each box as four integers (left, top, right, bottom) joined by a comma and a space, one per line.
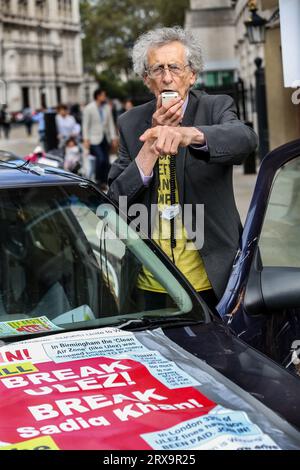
0, 144, 299, 451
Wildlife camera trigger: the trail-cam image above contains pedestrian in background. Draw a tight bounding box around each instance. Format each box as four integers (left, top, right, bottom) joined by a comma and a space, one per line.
33, 106, 46, 146
0, 105, 11, 139
124, 98, 134, 112
64, 136, 81, 173
23, 107, 33, 136
55, 104, 80, 148
83, 88, 117, 190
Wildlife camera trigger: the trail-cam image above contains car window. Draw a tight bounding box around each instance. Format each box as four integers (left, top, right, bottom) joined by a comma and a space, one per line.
0, 184, 205, 340
258, 156, 300, 267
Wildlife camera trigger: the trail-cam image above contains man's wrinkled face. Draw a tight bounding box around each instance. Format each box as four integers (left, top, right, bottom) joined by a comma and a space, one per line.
144, 41, 196, 100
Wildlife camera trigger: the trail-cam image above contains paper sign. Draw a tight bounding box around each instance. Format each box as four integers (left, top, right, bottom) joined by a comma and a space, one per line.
0, 436, 60, 450
0, 328, 281, 450
141, 407, 280, 450
0, 317, 62, 338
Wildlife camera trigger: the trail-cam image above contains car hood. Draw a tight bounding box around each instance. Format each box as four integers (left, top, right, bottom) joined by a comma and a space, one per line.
0, 327, 299, 450
166, 322, 300, 429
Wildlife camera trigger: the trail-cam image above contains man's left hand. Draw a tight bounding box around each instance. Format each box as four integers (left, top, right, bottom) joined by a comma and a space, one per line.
140, 126, 205, 156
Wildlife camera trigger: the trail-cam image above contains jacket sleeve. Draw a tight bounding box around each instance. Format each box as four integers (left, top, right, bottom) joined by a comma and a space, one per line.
190, 95, 258, 165
107, 124, 148, 205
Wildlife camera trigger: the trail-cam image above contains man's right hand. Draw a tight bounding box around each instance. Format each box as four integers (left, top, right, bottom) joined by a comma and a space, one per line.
152, 95, 184, 127
135, 139, 160, 177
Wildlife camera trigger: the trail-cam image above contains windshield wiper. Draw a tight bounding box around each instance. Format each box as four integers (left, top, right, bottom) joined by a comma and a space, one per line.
114, 316, 203, 330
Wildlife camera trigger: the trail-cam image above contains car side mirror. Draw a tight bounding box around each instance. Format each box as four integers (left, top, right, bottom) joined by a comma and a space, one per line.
244, 266, 300, 315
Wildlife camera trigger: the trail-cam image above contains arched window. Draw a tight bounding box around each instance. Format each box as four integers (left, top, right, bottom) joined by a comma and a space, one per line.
1, 0, 11, 14
58, 0, 73, 19
35, 0, 47, 19
18, 0, 28, 17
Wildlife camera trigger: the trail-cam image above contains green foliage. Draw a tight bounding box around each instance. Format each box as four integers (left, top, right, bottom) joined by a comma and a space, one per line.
95, 70, 152, 104
95, 70, 126, 100
155, 0, 190, 27
123, 79, 153, 105
80, 0, 160, 77
80, 0, 190, 78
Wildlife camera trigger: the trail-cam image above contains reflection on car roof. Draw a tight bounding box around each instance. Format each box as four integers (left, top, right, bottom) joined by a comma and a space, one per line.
0, 150, 87, 187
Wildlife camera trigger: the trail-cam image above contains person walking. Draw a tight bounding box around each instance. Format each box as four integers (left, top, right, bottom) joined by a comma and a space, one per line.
83, 88, 117, 190
0, 105, 11, 139
33, 107, 46, 146
23, 107, 34, 136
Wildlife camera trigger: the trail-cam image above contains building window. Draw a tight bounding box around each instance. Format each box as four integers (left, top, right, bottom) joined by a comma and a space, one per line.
58, 0, 72, 19
1, 0, 11, 14
201, 71, 235, 88
66, 0, 72, 16
19, 53, 27, 75
56, 86, 62, 105
18, 0, 28, 17
22, 87, 30, 109
35, 0, 47, 19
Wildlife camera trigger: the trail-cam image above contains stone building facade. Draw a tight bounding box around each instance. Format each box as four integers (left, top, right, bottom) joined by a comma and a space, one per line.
0, 0, 84, 112
185, 0, 264, 127
185, 0, 300, 151
185, 0, 238, 87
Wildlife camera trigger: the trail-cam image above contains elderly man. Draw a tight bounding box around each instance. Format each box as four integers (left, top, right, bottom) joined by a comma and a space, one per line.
108, 27, 257, 311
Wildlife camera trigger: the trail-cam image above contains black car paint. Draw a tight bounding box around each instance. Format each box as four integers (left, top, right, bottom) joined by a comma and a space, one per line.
165, 322, 300, 430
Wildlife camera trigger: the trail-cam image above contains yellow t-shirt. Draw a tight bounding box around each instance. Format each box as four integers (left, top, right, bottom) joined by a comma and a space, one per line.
137, 155, 212, 293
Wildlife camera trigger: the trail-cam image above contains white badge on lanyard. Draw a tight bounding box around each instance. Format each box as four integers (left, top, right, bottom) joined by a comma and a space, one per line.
161, 204, 180, 221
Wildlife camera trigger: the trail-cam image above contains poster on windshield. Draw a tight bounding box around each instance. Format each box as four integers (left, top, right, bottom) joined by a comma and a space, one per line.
0, 328, 280, 450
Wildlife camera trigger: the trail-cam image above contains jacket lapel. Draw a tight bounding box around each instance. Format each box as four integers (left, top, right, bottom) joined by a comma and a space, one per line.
133, 99, 156, 158
145, 99, 156, 127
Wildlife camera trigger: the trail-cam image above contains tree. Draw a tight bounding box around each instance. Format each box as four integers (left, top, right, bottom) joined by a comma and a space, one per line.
155, 0, 190, 27
80, 0, 190, 77
80, 0, 160, 78
95, 70, 126, 100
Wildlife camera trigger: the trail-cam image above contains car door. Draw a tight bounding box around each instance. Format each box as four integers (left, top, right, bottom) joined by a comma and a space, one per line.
217, 138, 300, 376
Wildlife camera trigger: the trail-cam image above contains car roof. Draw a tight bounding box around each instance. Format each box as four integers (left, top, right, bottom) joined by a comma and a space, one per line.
0, 151, 85, 188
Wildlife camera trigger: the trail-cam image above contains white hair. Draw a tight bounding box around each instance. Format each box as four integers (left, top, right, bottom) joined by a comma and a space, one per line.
132, 26, 203, 77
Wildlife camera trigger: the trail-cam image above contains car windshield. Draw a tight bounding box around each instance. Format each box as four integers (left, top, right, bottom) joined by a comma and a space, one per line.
0, 184, 206, 340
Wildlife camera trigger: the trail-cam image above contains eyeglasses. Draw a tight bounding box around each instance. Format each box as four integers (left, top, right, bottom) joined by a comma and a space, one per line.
146, 63, 191, 79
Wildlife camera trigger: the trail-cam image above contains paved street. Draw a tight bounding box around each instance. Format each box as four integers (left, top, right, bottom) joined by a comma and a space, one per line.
0, 124, 257, 223
0, 124, 40, 157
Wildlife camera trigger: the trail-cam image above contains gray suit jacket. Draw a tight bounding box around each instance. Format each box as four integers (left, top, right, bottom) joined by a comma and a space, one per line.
108, 90, 258, 298
82, 101, 117, 146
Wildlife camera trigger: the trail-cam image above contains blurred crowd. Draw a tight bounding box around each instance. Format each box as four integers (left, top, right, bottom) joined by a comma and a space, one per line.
0, 93, 134, 190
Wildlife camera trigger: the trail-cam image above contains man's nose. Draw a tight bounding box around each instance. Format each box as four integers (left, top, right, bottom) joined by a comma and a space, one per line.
162, 68, 173, 84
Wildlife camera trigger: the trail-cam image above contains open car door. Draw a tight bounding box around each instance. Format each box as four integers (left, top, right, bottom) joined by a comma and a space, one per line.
218, 138, 300, 376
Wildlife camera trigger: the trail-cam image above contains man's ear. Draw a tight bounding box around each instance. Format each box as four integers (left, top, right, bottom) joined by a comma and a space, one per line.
189, 71, 197, 87
143, 74, 151, 90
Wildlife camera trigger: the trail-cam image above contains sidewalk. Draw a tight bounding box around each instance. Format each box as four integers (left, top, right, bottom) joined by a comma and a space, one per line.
0, 124, 39, 157
0, 127, 257, 223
